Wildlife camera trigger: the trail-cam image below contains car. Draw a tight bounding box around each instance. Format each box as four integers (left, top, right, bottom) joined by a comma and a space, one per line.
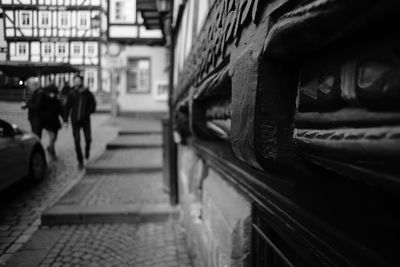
0, 118, 47, 191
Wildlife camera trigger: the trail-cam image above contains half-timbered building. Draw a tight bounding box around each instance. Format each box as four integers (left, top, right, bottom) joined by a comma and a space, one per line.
167, 0, 400, 266
0, 0, 107, 91
107, 0, 169, 114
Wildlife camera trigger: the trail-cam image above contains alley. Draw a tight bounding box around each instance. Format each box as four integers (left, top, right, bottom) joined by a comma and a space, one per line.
0, 103, 192, 266
0, 101, 117, 264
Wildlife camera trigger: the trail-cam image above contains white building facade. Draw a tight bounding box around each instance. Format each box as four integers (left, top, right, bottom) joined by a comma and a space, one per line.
107, 0, 168, 114
0, 0, 107, 91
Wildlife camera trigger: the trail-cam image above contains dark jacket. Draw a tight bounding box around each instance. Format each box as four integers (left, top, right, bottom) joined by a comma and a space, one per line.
64, 87, 96, 124
42, 93, 63, 132
26, 89, 47, 122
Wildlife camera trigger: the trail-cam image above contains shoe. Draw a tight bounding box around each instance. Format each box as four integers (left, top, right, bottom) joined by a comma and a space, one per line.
77, 162, 84, 170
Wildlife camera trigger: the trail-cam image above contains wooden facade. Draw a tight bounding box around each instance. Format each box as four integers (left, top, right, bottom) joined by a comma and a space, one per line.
170, 0, 400, 266
0, 0, 107, 91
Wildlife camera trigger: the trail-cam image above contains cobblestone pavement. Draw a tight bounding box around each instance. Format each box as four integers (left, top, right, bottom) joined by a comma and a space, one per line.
90, 148, 162, 170
0, 102, 117, 265
37, 222, 191, 267
106, 117, 162, 132
81, 174, 169, 206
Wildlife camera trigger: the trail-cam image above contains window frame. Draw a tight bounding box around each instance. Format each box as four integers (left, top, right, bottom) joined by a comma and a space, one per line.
56, 43, 67, 56
87, 43, 96, 56
39, 11, 50, 27
59, 12, 70, 28
16, 42, 28, 56
42, 43, 53, 56
72, 43, 82, 56
78, 12, 89, 29
20, 11, 32, 27
126, 57, 152, 94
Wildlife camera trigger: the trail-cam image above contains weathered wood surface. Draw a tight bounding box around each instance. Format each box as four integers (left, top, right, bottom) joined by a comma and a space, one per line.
172, 0, 400, 185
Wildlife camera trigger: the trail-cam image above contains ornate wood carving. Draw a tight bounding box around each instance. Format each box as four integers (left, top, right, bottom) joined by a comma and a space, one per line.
173, 0, 400, 184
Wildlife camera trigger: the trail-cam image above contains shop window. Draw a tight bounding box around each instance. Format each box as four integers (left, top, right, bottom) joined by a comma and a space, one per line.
87, 71, 96, 90
126, 58, 150, 94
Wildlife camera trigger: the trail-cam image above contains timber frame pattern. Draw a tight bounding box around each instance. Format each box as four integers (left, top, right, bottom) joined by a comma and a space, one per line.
173, 0, 400, 266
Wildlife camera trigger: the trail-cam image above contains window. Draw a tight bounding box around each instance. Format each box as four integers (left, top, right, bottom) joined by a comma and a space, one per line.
87, 71, 95, 90
59, 12, 69, 27
57, 44, 66, 55
87, 44, 95, 55
79, 12, 89, 28
17, 43, 27, 56
73, 44, 81, 55
43, 43, 52, 55
40, 12, 50, 26
154, 81, 168, 101
127, 58, 151, 94
21, 12, 31, 26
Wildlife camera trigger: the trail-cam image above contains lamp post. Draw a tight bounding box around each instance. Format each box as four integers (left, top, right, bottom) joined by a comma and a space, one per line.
156, 0, 178, 205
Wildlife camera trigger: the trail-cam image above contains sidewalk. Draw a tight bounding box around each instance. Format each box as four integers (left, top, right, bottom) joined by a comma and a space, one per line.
5, 117, 193, 267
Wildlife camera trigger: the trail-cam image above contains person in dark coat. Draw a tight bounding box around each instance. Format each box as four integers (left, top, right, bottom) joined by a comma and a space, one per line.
42, 82, 63, 160
60, 78, 72, 106
64, 75, 96, 169
21, 77, 46, 138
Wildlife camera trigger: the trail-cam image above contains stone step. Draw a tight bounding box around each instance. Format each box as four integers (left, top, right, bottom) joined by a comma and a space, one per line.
41, 173, 175, 226
86, 148, 162, 174
107, 134, 162, 149
41, 203, 179, 226
57, 173, 169, 206
118, 130, 162, 136
108, 117, 162, 133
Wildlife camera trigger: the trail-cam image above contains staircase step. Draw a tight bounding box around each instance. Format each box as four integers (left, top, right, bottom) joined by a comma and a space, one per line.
118, 130, 162, 136
41, 204, 179, 226
107, 135, 162, 149
86, 148, 162, 174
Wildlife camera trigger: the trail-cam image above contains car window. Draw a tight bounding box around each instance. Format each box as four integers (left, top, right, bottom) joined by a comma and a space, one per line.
0, 120, 14, 137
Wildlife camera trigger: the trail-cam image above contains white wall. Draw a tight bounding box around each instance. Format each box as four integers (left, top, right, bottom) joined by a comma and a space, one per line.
115, 45, 168, 112
0, 16, 7, 61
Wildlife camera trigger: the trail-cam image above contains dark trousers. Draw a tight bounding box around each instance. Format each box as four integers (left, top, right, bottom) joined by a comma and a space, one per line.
72, 119, 91, 164
29, 118, 43, 139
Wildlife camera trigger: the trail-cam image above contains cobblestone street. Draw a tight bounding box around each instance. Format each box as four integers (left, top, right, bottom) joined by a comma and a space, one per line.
0, 102, 193, 266
37, 223, 190, 267
0, 101, 117, 265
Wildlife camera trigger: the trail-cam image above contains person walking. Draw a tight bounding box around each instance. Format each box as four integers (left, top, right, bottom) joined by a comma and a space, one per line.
42, 83, 63, 160
21, 77, 46, 138
64, 75, 96, 169
59, 78, 72, 106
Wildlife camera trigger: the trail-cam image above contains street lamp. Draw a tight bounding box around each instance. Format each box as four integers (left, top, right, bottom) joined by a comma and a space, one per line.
156, 0, 170, 15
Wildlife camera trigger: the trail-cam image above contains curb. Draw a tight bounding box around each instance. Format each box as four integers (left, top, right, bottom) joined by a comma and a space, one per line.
41, 204, 179, 226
